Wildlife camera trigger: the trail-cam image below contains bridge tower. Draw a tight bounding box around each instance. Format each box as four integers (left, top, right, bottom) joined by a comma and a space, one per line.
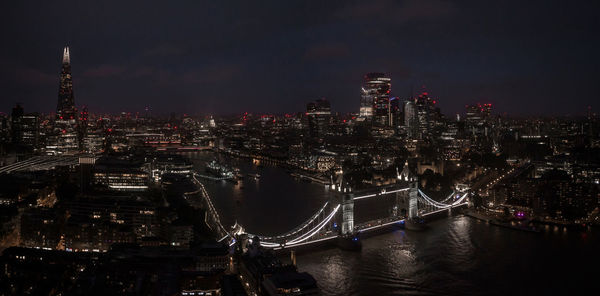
398, 161, 419, 219
408, 178, 418, 219
341, 191, 354, 235
331, 172, 361, 250
331, 172, 355, 235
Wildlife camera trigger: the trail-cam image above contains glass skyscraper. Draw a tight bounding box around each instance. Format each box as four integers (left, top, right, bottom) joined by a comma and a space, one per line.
57, 46, 76, 120
360, 73, 391, 126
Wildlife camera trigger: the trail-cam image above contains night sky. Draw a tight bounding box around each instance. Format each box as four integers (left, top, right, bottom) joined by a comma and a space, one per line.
1, 0, 599, 116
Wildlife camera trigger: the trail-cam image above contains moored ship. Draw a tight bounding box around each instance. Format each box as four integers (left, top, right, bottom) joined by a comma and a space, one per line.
205, 160, 234, 179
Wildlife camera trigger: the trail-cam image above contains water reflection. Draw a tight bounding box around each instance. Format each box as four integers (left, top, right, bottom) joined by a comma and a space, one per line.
183, 151, 328, 235
179, 151, 599, 295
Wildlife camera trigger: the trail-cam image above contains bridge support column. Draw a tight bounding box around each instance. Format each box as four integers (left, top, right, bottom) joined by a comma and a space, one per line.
408, 180, 418, 219
341, 193, 354, 235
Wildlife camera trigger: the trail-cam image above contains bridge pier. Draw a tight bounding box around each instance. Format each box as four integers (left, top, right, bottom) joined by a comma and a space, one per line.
398, 160, 419, 220
341, 192, 354, 235
331, 177, 361, 250
408, 178, 419, 220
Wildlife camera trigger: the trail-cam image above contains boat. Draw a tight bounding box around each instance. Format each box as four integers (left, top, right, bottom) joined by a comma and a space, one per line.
234, 168, 243, 178
248, 173, 261, 179
489, 219, 540, 233
205, 160, 234, 179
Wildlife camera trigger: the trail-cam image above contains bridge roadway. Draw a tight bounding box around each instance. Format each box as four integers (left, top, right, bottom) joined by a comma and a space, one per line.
191, 173, 470, 250
190, 174, 231, 241
254, 191, 469, 250
0, 155, 84, 174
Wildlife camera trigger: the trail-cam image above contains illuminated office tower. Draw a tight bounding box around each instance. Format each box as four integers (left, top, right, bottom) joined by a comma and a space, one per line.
11, 104, 39, 149
360, 73, 391, 125
415, 91, 440, 138
57, 46, 77, 120
403, 99, 417, 138
389, 97, 402, 127
465, 103, 492, 137
306, 99, 331, 138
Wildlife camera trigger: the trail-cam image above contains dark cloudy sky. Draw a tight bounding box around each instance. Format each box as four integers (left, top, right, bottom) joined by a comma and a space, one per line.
1, 0, 599, 116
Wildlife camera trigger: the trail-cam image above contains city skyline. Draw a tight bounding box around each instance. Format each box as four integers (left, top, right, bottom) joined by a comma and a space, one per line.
2, 0, 599, 116
1, 2, 599, 295
3, 43, 598, 120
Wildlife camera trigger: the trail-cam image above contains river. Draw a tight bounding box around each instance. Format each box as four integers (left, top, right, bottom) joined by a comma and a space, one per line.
182, 151, 599, 295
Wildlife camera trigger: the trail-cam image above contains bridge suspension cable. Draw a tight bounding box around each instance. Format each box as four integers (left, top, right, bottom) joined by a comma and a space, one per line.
418, 189, 453, 208
253, 201, 330, 241
285, 204, 340, 245
418, 189, 469, 209
255, 203, 341, 248
441, 191, 456, 203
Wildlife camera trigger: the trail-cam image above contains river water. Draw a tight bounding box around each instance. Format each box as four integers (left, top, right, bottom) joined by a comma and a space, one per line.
183, 151, 599, 295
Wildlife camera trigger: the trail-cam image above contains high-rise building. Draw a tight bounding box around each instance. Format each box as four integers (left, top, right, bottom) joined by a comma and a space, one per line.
465, 103, 492, 137
47, 46, 79, 154
414, 91, 440, 138
11, 104, 39, 149
57, 46, 76, 120
482, 103, 492, 118
306, 99, 331, 138
465, 104, 481, 124
389, 97, 402, 127
360, 73, 391, 125
78, 105, 89, 148
0, 114, 9, 143
465, 103, 492, 123
403, 100, 417, 138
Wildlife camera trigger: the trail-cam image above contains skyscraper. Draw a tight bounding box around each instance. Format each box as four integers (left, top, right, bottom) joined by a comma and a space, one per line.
465, 104, 482, 124
465, 103, 492, 137
47, 46, 79, 154
11, 104, 39, 149
57, 46, 76, 120
389, 97, 402, 127
306, 99, 331, 138
360, 73, 391, 125
403, 99, 417, 138
414, 91, 441, 138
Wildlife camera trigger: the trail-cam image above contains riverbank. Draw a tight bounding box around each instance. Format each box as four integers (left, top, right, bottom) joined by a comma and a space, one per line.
215, 149, 332, 185
463, 209, 597, 233
463, 209, 541, 232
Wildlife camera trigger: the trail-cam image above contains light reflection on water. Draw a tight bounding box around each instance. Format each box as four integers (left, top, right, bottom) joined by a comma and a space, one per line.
181, 151, 600, 295
183, 151, 328, 235
296, 217, 600, 296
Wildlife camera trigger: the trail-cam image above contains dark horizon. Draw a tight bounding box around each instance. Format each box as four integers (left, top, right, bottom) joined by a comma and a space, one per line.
1, 0, 599, 116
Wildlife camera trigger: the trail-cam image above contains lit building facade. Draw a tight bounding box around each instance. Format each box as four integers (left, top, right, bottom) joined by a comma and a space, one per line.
306, 99, 331, 138
415, 92, 440, 139
57, 46, 76, 120
389, 97, 402, 127
403, 99, 417, 138
92, 157, 150, 191
11, 104, 39, 150
360, 73, 391, 125
48, 46, 80, 154
465, 103, 492, 137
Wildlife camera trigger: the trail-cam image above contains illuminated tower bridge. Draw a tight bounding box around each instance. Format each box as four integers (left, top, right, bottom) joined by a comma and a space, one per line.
196, 164, 470, 251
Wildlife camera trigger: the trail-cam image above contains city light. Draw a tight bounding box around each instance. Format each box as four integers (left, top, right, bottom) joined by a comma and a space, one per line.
1, 4, 597, 294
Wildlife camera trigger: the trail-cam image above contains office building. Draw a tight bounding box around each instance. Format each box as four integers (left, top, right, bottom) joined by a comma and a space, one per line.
10, 104, 39, 149
306, 99, 331, 138
360, 73, 391, 125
